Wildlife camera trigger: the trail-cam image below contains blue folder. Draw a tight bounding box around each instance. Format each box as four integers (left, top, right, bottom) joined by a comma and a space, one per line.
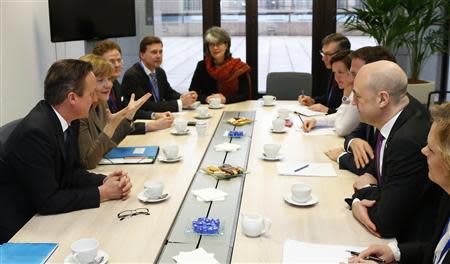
0, 243, 58, 264
100, 146, 159, 164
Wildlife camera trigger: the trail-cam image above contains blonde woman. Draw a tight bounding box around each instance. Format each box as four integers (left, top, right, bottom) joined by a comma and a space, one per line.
78, 54, 150, 169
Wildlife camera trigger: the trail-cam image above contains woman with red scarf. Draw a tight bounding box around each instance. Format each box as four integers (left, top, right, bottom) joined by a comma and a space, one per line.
189, 27, 251, 104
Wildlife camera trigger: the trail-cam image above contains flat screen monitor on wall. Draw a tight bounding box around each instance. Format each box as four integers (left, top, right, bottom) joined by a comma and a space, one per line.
48, 0, 136, 42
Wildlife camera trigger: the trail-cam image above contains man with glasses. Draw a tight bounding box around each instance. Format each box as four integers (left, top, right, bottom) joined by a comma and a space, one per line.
0, 60, 132, 243
93, 40, 173, 133
298, 33, 350, 114
121, 36, 198, 113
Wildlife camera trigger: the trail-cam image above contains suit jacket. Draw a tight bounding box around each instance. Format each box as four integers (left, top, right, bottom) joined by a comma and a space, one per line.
399, 193, 450, 264
0, 101, 105, 243
313, 71, 343, 114
79, 102, 133, 169
122, 63, 181, 112
348, 96, 443, 243
110, 79, 153, 132
339, 122, 376, 175
189, 60, 250, 104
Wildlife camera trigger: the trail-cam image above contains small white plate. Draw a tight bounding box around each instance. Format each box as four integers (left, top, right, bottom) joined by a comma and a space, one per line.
138, 191, 170, 203
158, 155, 183, 163
64, 249, 109, 264
270, 127, 288, 133
170, 128, 190, 135
260, 153, 284, 161
209, 104, 224, 109
284, 194, 319, 206
194, 113, 212, 119
263, 101, 276, 107
185, 101, 201, 110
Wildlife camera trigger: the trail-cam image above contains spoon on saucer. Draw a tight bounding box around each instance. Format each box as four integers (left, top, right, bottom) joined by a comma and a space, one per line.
88, 256, 104, 264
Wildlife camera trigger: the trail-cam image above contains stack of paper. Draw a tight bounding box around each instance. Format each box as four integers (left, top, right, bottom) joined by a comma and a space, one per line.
173, 248, 219, 264
192, 188, 228, 202
300, 127, 336, 136
295, 107, 327, 117
277, 162, 337, 177
213, 142, 241, 152
282, 240, 364, 263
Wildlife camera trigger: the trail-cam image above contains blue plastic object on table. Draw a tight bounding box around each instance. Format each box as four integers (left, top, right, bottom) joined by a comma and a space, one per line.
192, 217, 220, 235
228, 131, 244, 138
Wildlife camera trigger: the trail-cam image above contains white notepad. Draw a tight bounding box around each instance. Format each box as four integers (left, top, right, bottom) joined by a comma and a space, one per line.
282, 240, 365, 263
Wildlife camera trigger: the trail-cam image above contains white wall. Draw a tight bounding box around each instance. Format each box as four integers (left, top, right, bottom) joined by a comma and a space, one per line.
0, 0, 151, 126
0, 0, 84, 125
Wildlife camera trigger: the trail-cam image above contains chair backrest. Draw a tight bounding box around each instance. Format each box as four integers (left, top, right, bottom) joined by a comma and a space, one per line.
427, 91, 450, 110
0, 119, 21, 146
266, 72, 312, 100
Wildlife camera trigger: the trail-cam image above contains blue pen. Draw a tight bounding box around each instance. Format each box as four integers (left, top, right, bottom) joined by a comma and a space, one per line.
294, 164, 309, 172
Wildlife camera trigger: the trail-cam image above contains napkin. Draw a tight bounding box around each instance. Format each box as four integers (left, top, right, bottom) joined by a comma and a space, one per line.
213, 142, 241, 152
192, 188, 228, 202
173, 248, 219, 264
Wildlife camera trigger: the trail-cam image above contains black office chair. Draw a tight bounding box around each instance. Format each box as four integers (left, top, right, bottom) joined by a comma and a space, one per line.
427, 91, 450, 110
0, 118, 21, 146
266, 72, 312, 100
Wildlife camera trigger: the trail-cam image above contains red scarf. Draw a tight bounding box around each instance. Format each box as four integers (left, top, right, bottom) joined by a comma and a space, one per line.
205, 56, 251, 98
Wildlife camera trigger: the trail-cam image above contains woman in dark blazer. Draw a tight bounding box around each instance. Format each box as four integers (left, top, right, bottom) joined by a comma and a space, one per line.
348, 102, 450, 264
189, 26, 251, 104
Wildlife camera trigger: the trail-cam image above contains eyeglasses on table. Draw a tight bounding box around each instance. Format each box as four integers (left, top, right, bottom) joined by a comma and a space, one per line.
117, 208, 150, 221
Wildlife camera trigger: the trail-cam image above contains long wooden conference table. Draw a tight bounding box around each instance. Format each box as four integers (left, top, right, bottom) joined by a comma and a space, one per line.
11, 101, 388, 263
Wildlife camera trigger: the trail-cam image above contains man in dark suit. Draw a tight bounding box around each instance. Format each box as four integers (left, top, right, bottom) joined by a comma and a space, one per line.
93, 40, 173, 132
346, 60, 442, 243
325, 46, 396, 175
0, 60, 132, 243
298, 33, 350, 114
121, 36, 198, 113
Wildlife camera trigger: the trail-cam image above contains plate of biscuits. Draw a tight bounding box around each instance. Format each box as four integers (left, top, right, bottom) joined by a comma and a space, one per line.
201, 164, 247, 180
227, 117, 252, 126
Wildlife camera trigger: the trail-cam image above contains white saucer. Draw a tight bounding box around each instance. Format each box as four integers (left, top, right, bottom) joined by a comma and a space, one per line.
263, 102, 276, 107
284, 193, 319, 206
170, 128, 190, 135
194, 113, 212, 119
185, 101, 201, 109
158, 155, 183, 163
64, 250, 109, 264
271, 127, 287, 133
138, 191, 170, 203
261, 153, 283, 161
209, 104, 224, 109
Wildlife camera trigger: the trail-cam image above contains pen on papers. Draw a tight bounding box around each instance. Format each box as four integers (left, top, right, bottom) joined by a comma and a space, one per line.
346, 250, 385, 263
296, 112, 305, 125
294, 164, 309, 172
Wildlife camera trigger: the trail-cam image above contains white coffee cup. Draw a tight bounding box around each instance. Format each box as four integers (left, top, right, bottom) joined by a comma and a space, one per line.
278, 108, 290, 119
71, 238, 99, 264
195, 121, 208, 136
263, 95, 276, 105
174, 119, 188, 133
197, 107, 209, 117
209, 97, 221, 108
241, 213, 271, 237
272, 118, 285, 131
263, 143, 281, 159
162, 145, 179, 160
291, 183, 312, 203
144, 180, 164, 199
